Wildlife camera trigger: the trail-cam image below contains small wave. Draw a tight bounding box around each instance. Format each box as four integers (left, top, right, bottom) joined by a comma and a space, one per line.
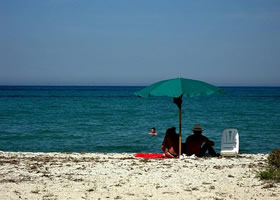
0, 86, 142, 92
246, 96, 280, 98
95, 145, 144, 153
0, 95, 133, 98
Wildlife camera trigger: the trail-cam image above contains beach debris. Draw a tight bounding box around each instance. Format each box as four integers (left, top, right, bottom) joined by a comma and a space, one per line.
209, 185, 215, 190
14, 190, 21, 195
213, 165, 223, 170
86, 188, 95, 192
31, 189, 40, 194
262, 183, 275, 189
42, 193, 57, 200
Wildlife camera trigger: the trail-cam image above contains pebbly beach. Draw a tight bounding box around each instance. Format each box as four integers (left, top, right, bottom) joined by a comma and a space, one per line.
0, 152, 279, 200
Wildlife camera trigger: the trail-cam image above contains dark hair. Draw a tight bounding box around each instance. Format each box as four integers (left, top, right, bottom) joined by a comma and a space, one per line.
193, 130, 202, 134
152, 127, 156, 130
165, 127, 176, 136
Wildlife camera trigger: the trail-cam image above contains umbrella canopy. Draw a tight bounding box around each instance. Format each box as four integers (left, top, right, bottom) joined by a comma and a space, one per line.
135, 77, 223, 156
135, 78, 221, 98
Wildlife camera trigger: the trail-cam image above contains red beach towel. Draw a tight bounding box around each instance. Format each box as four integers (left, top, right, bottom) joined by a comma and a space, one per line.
134, 153, 165, 159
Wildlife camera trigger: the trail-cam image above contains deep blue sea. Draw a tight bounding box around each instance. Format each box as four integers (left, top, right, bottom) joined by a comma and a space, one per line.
0, 86, 280, 154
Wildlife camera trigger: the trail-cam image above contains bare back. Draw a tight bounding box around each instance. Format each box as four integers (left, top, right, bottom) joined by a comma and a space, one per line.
185, 134, 208, 156
161, 134, 179, 155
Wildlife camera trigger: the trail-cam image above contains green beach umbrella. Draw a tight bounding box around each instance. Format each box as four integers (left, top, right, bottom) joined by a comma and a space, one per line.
135, 77, 223, 156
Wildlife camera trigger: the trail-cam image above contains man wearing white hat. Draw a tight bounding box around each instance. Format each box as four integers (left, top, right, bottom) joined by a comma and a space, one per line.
185, 124, 217, 157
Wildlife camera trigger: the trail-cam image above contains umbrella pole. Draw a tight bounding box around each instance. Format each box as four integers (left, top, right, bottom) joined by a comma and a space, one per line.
179, 106, 182, 156
174, 96, 183, 157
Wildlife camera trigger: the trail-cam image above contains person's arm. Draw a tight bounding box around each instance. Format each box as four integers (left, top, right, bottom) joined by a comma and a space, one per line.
185, 136, 189, 145
161, 137, 166, 152
203, 136, 214, 146
161, 138, 165, 152
161, 144, 165, 152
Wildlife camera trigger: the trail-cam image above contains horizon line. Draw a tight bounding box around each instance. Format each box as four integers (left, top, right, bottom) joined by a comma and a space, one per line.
0, 84, 280, 88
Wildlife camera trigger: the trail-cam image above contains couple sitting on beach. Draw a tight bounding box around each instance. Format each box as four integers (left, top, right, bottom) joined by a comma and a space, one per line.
161, 124, 218, 158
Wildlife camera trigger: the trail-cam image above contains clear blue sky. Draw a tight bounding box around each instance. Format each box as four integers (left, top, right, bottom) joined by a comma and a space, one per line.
1, 0, 280, 86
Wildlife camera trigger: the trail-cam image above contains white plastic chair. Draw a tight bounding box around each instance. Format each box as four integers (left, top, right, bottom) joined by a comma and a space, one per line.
221, 129, 239, 156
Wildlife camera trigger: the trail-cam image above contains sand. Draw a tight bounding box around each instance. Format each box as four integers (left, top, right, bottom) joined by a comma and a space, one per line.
0, 152, 279, 200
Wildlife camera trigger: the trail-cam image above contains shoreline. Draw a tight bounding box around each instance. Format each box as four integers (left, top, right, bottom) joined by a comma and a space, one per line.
0, 152, 279, 200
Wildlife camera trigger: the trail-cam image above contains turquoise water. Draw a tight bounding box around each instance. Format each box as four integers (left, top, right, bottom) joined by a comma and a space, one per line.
0, 86, 280, 153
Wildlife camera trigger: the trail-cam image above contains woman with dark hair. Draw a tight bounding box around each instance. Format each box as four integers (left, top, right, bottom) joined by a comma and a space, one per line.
161, 127, 179, 158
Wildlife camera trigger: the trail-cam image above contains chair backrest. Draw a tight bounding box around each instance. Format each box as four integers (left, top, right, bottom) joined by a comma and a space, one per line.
221, 129, 239, 154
